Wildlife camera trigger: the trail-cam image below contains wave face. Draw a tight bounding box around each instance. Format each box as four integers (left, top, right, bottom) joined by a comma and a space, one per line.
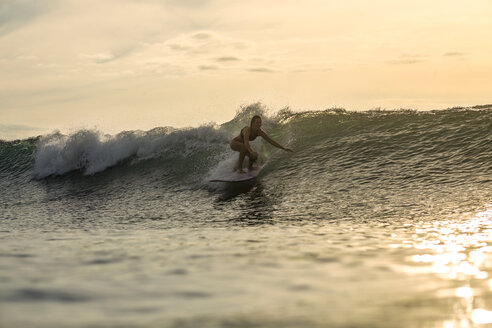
1, 104, 491, 202
274, 106, 491, 186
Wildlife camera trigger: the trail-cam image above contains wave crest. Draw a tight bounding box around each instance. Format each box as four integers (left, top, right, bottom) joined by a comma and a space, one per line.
34, 125, 229, 178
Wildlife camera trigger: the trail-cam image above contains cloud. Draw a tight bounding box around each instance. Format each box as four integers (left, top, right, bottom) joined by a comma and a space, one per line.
116, 31, 261, 76
387, 59, 423, 65
191, 31, 213, 40
401, 53, 427, 58
121, 31, 284, 76
443, 52, 466, 57
80, 52, 115, 63
0, 0, 58, 37
387, 54, 427, 65
80, 46, 137, 64
163, 31, 253, 55
199, 65, 219, 70
168, 43, 191, 51
247, 67, 275, 73
216, 56, 240, 62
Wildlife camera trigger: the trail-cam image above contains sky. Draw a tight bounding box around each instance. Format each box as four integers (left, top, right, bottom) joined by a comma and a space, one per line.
1, 0, 491, 139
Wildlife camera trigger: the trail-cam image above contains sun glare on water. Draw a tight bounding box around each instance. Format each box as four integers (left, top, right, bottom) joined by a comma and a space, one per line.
396, 206, 492, 325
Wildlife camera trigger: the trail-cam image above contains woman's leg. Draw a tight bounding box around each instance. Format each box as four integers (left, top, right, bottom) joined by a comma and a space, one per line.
248, 152, 258, 170
230, 140, 248, 173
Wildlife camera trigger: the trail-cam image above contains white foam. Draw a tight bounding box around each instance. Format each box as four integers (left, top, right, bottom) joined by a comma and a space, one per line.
205, 155, 237, 182
34, 126, 229, 178
203, 138, 268, 189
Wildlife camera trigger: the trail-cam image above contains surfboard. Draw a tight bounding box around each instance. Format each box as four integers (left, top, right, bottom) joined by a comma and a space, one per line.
209, 165, 264, 183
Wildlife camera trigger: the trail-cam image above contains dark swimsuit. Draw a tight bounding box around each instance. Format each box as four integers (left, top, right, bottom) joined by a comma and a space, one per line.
239, 127, 258, 142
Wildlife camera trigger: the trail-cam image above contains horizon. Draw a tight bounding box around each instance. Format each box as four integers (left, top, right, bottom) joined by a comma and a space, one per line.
1, 102, 491, 141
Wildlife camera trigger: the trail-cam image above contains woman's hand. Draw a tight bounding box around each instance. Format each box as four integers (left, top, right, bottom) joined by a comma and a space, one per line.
283, 147, 293, 152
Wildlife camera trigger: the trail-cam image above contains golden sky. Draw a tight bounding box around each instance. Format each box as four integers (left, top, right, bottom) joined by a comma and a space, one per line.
1, 0, 491, 138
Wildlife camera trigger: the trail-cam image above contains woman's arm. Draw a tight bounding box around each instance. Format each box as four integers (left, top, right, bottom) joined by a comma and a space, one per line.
259, 130, 293, 152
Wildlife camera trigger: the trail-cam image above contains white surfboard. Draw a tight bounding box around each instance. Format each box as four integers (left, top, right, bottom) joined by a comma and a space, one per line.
209, 165, 264, 183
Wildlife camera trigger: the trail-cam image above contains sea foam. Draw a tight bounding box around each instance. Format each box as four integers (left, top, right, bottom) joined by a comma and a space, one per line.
34, 126, 229, 178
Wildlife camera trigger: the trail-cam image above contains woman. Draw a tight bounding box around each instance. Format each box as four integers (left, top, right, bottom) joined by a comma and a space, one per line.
230, 115, 293, 173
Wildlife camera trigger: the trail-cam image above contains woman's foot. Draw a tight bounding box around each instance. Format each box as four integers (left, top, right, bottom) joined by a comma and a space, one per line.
248, 165, 260, 171
237, 169, 246, 174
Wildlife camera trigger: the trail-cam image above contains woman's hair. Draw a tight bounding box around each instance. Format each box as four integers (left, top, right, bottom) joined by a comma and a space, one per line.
250, 115, 261, 126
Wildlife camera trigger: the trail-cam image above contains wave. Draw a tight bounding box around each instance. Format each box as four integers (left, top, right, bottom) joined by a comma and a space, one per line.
33, 126, 229, 178
1, 104, 491, 185
275, 106, 491, 187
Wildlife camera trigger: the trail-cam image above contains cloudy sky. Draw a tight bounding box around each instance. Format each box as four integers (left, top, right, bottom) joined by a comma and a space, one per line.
1, 0, 491, 138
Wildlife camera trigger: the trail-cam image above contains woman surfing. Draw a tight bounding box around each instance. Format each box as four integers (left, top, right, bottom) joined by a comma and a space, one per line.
230, 115, 293, 173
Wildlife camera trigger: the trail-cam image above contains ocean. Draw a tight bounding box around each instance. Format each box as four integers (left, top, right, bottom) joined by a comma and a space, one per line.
1, 104, 491, 327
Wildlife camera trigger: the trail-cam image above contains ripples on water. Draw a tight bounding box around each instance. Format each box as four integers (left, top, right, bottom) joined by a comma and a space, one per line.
1, 201, 491, 327
1, 107, 491, 327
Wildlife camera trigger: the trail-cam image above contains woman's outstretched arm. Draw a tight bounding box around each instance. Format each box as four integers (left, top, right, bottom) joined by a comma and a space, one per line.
259, 130, 293, 152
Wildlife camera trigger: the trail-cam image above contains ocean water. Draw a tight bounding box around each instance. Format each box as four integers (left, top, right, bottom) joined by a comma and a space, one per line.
1, 104, 491, 327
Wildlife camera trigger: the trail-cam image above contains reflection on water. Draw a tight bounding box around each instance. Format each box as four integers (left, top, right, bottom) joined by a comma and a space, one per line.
214, 180, 258, 202
472, 309, 492, 324
400, 206, 492, 326
215, 182, 277, 226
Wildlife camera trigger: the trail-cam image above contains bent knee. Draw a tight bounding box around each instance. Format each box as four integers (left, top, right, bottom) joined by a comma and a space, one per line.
239, 145, 248, 154
230, 141, 243, 151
